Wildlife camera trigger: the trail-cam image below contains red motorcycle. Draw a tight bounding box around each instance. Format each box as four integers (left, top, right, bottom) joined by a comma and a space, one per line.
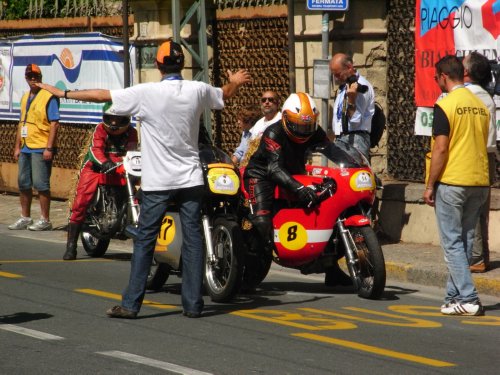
238, 142, 386, 299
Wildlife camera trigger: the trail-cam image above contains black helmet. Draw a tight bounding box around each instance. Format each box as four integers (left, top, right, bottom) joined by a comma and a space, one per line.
102, 102, 130, 132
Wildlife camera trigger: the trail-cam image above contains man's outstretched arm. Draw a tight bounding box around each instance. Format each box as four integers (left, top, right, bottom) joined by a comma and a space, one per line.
36, 83, 111, 103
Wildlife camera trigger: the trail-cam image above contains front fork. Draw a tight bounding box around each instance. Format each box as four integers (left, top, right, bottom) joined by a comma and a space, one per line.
337, 218, 361, 289
202, 214, 216, 264
124, 173, 140, 239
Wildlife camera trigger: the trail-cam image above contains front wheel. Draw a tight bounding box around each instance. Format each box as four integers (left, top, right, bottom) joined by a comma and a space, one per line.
345, 226, 386, 299
81, 231, 110, 257
146, 260, 170, 290
204, 217, 244, 303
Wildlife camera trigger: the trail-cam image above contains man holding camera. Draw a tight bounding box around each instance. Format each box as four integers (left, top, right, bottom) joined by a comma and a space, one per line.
330, 53, 375, 160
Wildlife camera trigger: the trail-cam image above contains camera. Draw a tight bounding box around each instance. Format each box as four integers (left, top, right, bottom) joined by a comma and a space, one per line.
487, 62, 500, 96
346, 75, 369, 93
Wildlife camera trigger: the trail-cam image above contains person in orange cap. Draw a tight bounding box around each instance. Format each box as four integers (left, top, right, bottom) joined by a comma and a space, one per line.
9, 64, 60, 232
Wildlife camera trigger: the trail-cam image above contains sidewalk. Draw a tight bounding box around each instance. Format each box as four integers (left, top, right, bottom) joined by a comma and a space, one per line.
1, 191, 499, 297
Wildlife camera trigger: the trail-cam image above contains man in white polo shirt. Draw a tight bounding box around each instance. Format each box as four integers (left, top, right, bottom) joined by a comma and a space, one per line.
39, 40, 251, 319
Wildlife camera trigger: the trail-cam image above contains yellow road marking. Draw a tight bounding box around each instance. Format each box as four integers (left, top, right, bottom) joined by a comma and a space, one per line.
0, 271, 23, 278
0, 259, 112, 263
293, 333, 456, 368
75, 289, 177, 309
231, 309, 357, 330
388, 305, 500, 325
300, 307, 441, 328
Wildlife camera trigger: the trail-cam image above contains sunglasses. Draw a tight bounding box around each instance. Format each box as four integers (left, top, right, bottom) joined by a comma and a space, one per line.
25, 73, 41, 80
261, 97, 277, 104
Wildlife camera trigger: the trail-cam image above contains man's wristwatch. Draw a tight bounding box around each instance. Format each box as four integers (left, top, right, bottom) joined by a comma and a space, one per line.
46, 147, 54, 152
64, 90, 71, 99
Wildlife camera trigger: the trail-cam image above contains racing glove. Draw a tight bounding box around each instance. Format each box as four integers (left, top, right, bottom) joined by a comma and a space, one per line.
101, 160, 116, 173
295, 185, 319, 208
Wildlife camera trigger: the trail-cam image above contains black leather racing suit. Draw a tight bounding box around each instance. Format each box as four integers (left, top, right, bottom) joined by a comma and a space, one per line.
243, 120, 329, 252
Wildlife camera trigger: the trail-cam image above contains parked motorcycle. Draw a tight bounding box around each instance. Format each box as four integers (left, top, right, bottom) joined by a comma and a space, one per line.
80, 151, 141, 257
239, 141, 386, 299
146, 143, 244, 302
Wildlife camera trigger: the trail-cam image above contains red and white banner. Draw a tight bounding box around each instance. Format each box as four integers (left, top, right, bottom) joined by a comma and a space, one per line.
415, 0, 499, 138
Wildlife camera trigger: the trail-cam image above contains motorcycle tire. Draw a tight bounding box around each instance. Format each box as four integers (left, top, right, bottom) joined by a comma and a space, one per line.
204, 217, 244, 303
81, 231, 110, 257
346, 226, 386, 299
241, 252, 272, 291
146, 260, 170, 291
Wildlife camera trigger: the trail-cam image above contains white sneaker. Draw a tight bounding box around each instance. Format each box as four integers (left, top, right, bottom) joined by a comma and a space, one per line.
28, 218, 53, 231
441, 301, 484, 316
8, 217, 33, 230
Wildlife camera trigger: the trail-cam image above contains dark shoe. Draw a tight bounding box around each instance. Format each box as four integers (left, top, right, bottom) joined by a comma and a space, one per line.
325, 264, 353, 287
470, 261, 488, 273
63, 222, 82, 261
106, 305, 137, 319
182, 311, 201, 318
63, 248, 77, 261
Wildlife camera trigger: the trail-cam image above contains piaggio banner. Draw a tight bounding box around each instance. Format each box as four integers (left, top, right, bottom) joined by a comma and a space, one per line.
414, 0, 499, 138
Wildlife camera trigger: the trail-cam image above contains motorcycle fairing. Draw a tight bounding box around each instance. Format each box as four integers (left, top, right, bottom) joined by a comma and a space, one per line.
343, 215, 371, 227
154, 212, 183, 269
206, 163, 240, 195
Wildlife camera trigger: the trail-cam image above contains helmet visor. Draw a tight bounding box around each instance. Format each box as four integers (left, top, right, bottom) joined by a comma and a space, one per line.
103, 114, 130, 131
284, 115, 316, 138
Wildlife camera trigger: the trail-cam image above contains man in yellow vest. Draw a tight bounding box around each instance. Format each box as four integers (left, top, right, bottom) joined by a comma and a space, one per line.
423, 55, 489, 316
9, 64, 60, 231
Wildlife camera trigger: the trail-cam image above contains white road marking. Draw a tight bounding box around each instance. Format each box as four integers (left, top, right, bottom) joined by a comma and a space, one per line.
0, 324, 64, 340
97, 351, 213, 375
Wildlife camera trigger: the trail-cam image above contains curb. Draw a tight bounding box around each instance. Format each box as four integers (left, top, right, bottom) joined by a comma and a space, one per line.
385, 262, 500, 298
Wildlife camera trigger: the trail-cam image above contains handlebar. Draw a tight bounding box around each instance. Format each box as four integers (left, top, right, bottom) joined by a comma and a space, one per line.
304, 177, 337, 208
102, 162, 124, 174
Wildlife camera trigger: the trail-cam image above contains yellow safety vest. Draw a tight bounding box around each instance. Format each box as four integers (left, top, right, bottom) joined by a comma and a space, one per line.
428, 87, 489, 186
19, 89, 57, 149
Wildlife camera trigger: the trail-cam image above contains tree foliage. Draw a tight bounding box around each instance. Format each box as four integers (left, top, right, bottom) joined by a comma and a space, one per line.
0, 0, 123, 20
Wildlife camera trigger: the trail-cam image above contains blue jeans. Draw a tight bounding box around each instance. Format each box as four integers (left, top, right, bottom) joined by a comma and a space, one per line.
122, 186, 205, 314
434, 183, 488, 304
18, 152, 52, 192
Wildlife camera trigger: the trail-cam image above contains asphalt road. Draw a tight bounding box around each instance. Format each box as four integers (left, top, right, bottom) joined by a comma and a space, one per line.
1, 231, 499, 375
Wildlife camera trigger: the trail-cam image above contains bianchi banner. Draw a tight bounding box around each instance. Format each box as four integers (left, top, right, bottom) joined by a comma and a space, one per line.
0, 33, 135, 124
415, 0, 499, 139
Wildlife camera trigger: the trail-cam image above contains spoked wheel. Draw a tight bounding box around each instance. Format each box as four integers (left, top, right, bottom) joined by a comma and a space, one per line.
81, 231, 110, 257
146, 259, 171, 291
204, 218, 244, 303
345, 226, 386, 299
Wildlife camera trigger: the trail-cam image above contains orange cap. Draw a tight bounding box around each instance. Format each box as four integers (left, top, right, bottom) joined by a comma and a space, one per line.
25, 64, 42, 77
156, 40, 184, 66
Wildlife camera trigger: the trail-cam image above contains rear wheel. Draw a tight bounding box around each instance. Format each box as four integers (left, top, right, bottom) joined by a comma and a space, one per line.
81, 231, 110, 257
241, 252, 272, 291
204, 218, 244, 303
345, 226, 386, 299
146, 260, 171, 290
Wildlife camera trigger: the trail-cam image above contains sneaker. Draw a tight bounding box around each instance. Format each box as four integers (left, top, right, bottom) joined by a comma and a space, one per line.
441, 301, 484, 316
440, 302, 455, 311
106, 305, 137, 319
28, 218, 52, 231
8, 217, 33, 230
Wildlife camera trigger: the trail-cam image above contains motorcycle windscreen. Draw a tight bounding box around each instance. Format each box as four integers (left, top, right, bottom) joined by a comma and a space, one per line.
313, 142, 369, 168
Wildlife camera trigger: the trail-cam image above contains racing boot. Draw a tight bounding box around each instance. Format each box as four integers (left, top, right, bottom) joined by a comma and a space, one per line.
325, 261, 353, 287
63, 222, 82, 261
